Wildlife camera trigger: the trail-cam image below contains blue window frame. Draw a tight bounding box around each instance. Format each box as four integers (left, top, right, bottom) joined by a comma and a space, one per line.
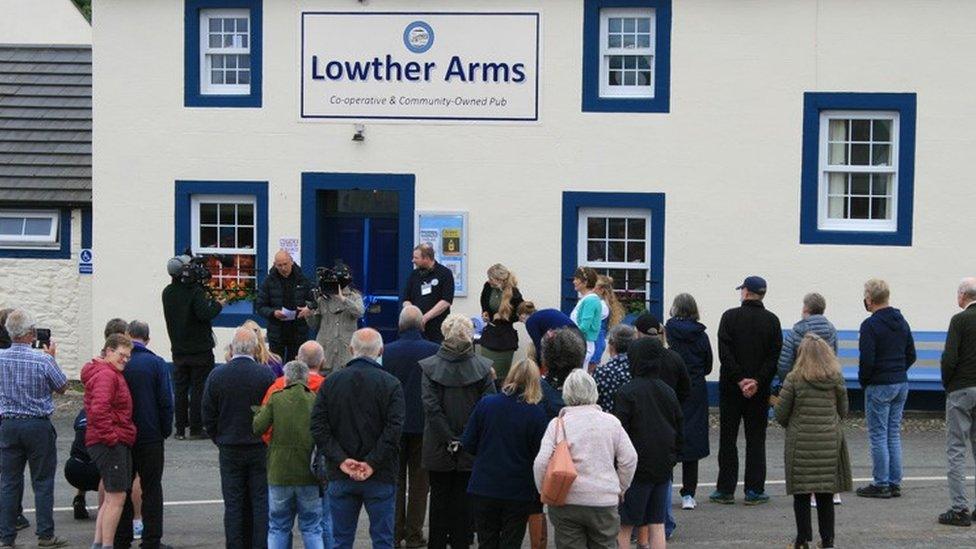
184, 0, 263, 108
174, 181, 268, 327
582, 0, 671, 113
562, 191, 666, 321
800, 92, 917, 246
0, 207, 71, 259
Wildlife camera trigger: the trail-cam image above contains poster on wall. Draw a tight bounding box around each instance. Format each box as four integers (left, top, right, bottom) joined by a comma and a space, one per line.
301, 12, 541, 122
415, 212, 468, 296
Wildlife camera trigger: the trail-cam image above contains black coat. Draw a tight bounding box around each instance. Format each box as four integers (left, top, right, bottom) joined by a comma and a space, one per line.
381, 330, 440, 435
478, 283, 524, 352
310, 357, 405, 484
255, 266, 313, 343
942, 303, 976, 393
717, 300, 782, 391
616, 340, 683, 483
161, 281, 221, 356
419, 345, 496, 472
201, 356, 275, 446
665, 317, 713, 461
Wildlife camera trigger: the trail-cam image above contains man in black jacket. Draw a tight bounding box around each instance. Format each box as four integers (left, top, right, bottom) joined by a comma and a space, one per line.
201, 327, 276, 549
711, 276, 782, 506
161, 255, 223, 440
311, 328, 405, 548
402, 244, 455, 343
256, 250, 313, 362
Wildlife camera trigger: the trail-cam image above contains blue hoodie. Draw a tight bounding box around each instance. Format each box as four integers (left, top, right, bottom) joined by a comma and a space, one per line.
858, 307, 917, 387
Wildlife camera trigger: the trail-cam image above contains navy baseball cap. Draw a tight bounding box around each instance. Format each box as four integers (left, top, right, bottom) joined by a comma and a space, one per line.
736, 276, 768, 294
634, 313, 662, 336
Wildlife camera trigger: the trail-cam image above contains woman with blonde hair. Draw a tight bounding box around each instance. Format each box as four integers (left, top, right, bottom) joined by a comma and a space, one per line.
420, 313, 496, 548
774, 333, 852, 549
461, 360, 548, 548
240, 319, 283, 377
590, 275, 624, 369
479, 264, 524, 382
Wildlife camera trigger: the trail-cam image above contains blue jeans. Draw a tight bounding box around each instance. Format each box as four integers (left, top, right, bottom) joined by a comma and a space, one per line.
328, 479, 395, 549
268, 485, 323, 549
0, 418, 57, 543
865, 382, 908, 487
218, 445, 269, 549
321, 489, 334, 549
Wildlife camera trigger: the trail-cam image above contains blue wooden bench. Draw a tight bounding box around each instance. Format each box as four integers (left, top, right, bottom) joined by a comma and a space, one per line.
835, 330, 946, 393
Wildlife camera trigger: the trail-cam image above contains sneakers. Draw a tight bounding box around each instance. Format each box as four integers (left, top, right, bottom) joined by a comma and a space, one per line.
73, 494, 90, 520
890, 484, 901, 497
744, 490, 770, 505
681, 494, 696, 509
811, 494, 817, 508
14, 514, 29, 531
856, 484, 892, 499
709, 490, 735, 504
133, 519, 144, 540
37, 536, 70, 548
938, 508, 972, 527
833, 493, 842, 505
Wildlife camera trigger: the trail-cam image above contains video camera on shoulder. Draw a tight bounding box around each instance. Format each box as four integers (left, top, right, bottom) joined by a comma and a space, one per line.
167, 250, 212, 287
315, 261, 353, 297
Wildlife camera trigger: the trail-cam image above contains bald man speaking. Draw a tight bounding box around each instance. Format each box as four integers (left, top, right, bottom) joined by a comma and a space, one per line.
256, 249, 314, 362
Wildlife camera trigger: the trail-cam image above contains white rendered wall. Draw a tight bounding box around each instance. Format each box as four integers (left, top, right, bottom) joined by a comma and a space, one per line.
92, 0, 976, 363
0, 209, 93, 378
0, 0, 91, 45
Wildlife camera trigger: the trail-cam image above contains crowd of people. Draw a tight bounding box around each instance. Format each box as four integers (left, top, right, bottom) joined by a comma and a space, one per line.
1, 243, 975, 548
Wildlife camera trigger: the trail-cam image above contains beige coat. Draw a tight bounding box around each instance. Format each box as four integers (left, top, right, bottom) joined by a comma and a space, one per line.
307, 290, 364, 373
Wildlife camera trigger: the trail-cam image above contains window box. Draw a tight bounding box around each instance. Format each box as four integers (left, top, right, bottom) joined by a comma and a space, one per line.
184, 0, 262, 108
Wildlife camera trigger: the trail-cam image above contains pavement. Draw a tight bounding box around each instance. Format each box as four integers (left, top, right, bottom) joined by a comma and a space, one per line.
7, 393, 976, 548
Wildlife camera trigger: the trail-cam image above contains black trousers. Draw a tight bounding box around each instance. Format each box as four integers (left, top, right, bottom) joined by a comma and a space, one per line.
115, 442, 165, 549
679, 461, 699, 498
716, 384, 769, 495
269, 322, 307, 363
793, 493, 834, 545
427, 470, 472, 549
471, 495, 533, 549
218, 445, 268, 549
172, 352, 214, 435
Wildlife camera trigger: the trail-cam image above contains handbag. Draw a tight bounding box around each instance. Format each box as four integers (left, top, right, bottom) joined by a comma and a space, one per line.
540, 416, 577, 506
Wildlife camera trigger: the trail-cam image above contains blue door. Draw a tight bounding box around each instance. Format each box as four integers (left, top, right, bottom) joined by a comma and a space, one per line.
317, 190, 400, 342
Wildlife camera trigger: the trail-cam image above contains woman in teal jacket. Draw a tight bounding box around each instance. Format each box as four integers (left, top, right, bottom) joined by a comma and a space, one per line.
570, 267, 603, 366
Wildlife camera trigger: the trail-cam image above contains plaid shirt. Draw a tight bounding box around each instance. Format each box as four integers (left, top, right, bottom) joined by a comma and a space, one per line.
0, 343, 68, 417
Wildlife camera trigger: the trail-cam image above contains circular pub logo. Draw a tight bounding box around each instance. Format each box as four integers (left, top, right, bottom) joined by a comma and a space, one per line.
403, 21, 434, 53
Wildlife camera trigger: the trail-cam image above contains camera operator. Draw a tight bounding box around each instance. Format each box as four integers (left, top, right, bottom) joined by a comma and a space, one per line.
256, 250, 314, 363
162, 254, 225, 440
307, 262, 365, 373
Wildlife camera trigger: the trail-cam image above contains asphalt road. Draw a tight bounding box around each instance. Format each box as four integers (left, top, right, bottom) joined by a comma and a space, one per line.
9, 396, 976, 548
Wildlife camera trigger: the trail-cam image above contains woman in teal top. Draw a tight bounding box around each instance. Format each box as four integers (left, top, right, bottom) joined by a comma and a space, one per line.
569, 266, 603, 365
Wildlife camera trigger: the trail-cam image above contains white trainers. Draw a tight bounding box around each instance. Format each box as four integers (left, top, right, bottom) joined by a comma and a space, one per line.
833, 493, 842, 505
681, 495, 696, 510
811, 494, 817, 507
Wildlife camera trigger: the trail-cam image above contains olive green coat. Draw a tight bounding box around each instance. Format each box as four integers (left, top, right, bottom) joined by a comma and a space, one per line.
774, 373, 853, 495
252, 382, 317, 486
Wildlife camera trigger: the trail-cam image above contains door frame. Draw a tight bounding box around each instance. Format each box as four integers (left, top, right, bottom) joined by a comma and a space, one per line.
300, 173, 416, 300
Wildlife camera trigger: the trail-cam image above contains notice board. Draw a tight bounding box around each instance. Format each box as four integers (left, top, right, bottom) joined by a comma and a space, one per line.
415, 211, 468, 296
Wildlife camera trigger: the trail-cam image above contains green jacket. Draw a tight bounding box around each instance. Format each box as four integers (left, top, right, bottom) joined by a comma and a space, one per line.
161, 281, 221, 356
941, 303, 976, 393
253, 383, 317, 486
774, 373, 852, 495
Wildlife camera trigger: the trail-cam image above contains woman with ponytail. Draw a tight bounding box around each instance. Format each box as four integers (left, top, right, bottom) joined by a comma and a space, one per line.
479, 263, 524, 382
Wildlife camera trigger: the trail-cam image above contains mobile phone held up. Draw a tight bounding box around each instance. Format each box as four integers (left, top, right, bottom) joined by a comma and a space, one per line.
32, 328, 51, 349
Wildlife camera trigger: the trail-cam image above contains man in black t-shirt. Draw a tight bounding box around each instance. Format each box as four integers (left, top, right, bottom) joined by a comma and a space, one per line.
401, 244, 454, 343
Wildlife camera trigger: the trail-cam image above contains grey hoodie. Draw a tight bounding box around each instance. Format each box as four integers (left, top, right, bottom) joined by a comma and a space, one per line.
776, 314, 838, 387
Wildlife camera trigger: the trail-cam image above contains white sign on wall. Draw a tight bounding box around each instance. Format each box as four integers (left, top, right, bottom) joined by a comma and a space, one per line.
301, 12, 541, 122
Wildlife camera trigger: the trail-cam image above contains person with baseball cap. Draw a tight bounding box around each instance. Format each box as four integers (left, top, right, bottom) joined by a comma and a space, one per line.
710, 276, 782, 506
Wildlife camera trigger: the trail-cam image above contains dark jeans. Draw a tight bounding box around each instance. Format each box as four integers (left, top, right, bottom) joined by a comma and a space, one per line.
218, 445, 268, 549
396, 434, 428, 545
717, 384, 769, 495
680, 461, 698, 498
0, 418, 57, 543
427, 470, 472, 549
115, 442, 165, 549
269, 322, 307, 363
328, 479, 396, 549
793, 493, 834, 546
471, 495, 533, 549
173, 352, 214, 435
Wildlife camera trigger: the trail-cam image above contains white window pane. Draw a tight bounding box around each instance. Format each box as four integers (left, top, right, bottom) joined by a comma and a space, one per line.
828, 173, 847, 195
637, 18, 651, 33
24, 218, 52, 236
609, 18, 622, 33
828, 143, 847, 165
873, 119, 892, 142
828, 197, 845, 218
829, 119, 848, 141
0, 217, 23, 235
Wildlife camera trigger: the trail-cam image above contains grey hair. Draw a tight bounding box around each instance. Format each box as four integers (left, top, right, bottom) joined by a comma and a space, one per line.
296, 341, 325, 371
126, 319, 150, 341
959, 278, 976, 301
4, 309, 35, 340
802, 293, 827, 316
399, 305, 424, 332
562, 369, 599, 406
607, 323, 637, 354
351, 328, 383, 358
441, 313, 473, 343
669, 293, 700, 321
230, 326, 259, 357
284, 360, 309, 385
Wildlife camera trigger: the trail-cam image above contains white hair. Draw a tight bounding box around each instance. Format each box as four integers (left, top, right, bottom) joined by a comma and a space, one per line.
284, 360, 309, 385
230, 326, 258, 357
562, 369, 599, 407
4, 309, 35, 340
399, 305, 424, 332
959, 277, 976, 301
351, 328, 383, 358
